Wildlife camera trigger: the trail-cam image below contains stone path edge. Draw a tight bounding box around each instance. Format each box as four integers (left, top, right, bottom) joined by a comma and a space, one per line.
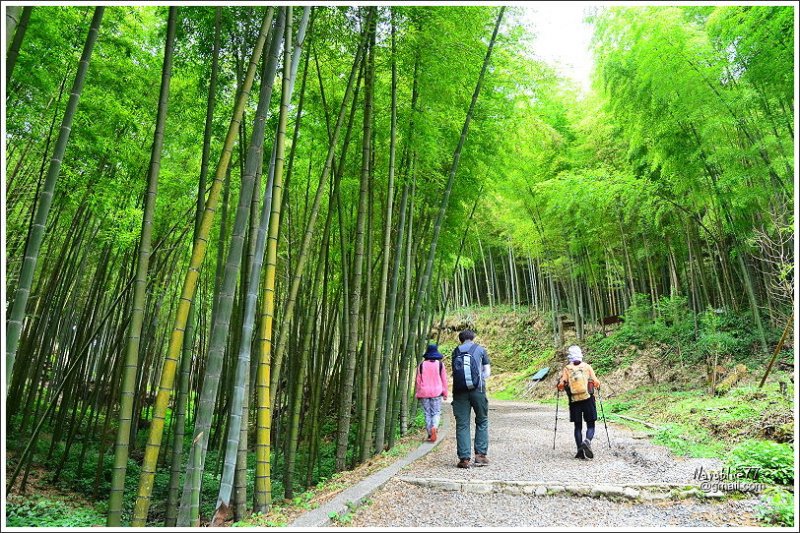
396, 476, 741, 501
287, 413, 451, 527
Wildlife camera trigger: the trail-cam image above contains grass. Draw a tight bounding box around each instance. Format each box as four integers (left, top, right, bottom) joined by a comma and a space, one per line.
600, 379, 794, 465
650, 423, 727, 458
489, 347, 557, 401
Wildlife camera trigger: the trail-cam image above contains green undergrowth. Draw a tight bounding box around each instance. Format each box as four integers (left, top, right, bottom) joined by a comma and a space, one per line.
234, 413, 426, 527
7, 409, 427, 528
602, 378, 795, 525
755, 486, 795, 526
584, 294, 784, 374
6, 496, 106, 527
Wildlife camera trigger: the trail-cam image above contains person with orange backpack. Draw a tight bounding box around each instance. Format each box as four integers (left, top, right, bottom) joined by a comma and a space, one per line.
556, 345, 601, 459
415, 344, 449, 442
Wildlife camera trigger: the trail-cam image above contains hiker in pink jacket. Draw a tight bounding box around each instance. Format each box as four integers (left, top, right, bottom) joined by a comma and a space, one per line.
415, 344, 449, 442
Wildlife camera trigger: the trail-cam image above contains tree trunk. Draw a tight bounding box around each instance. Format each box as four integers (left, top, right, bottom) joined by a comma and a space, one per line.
164, 8, 222, 526
395, 6, 504, 444
5, 6, 31, 83
268, 8, 367, 415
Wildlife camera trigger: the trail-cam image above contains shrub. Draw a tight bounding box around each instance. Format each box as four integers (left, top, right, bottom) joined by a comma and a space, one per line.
727, 440, 794, 485
756, 487, 795, 526
589, 294, 695, 364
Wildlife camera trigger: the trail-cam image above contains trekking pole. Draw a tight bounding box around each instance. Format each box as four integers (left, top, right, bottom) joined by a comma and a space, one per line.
597, 389, 611, 448
552, 389, 560, 450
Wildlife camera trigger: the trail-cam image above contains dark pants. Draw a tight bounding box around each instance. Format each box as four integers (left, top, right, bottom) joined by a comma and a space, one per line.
452, 389, 488, 460
569, 397, 597, 449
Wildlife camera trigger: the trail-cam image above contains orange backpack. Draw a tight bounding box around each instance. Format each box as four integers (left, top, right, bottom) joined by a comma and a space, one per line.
567, 363, 591, 402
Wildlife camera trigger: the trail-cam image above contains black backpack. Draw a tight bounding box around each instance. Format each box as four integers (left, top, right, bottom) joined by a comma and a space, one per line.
452, 344, 482, 392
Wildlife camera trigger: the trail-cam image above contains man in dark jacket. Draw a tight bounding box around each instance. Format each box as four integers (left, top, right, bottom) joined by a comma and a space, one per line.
451, 330, 491, 468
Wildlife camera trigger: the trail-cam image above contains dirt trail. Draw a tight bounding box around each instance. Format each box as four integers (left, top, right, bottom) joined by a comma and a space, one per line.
339, 400, 762, 528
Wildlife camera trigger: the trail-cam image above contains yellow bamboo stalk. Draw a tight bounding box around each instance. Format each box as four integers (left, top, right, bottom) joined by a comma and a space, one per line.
129, 9, 274, 526
255, 6, 293, 514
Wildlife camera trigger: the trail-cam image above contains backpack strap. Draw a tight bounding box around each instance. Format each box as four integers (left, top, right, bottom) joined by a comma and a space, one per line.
460, 344, 482, 391
419, 359, 444, 383
461, 344, 478, 356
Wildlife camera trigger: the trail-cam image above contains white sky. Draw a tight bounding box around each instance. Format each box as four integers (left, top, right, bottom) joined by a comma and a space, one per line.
518, 3, 597, 93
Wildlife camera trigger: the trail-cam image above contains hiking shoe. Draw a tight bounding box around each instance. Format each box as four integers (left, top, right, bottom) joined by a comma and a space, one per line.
574, 448, 586, 459
474, 454, 489, 466
457, 458, 471, 469
430, 427, 438, 442
581, 439, 594, 459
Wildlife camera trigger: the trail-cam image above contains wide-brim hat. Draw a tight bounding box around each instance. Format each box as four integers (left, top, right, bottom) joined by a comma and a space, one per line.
424, 343, 443, 360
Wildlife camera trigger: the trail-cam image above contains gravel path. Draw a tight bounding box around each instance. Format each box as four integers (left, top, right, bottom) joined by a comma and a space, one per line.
346, 480, 761, 528
399, 400, 722, 485
338, 400, 763, 527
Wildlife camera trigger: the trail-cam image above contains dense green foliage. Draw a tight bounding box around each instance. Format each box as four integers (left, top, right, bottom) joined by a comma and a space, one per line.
756, 487, 795, 527
449, 6, 793, 356
6, 498, 105, 528
585, 294, 772, 374
728, 440, 794, 486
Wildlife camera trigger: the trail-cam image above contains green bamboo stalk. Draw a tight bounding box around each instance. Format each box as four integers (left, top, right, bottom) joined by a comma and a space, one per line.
164, 9, 222, 525
374, 11, 409, 453
254, 6, 293, 514
190, 432, 203, 527
106, 9, 176, 524
6, 6, 104, 391
210, 8, 312, 524
177, 9, 283, 524
5, 5, 21, 51
335, 7, 377, 472
129, 10, 273, 526
396, 6, 504, 435
267, 6, 371, 416
6, 6, 31, 83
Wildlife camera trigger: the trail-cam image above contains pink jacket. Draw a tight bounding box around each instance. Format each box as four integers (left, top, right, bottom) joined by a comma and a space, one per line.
415, 359, 448, 399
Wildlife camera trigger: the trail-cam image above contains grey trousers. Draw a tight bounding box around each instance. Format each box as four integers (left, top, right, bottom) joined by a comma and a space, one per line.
420, 397, 443, 432
452, 389, 489, 460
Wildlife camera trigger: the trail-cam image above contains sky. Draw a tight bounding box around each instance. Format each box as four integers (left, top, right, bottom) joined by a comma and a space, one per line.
517, 3, 597, 93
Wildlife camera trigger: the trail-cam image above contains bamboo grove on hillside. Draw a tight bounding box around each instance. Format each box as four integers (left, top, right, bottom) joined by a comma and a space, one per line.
4, 4, 794, 527
439, 6, 793, 350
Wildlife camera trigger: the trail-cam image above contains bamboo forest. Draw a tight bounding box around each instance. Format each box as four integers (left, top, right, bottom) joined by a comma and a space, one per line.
3, 3, 797, 529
